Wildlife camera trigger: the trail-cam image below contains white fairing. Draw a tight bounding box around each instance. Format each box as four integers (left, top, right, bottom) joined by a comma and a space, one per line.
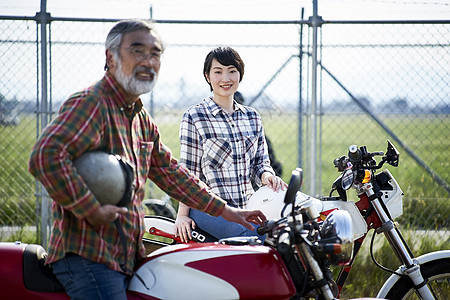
129, 245, 247, 299
247, 186, 368, 240
320, 200, 367, 240
378, 169, 403, 219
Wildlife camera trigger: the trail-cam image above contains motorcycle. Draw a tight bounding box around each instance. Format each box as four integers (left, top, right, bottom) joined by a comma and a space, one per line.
0, 167, 353, 300
144, 140, 450, 299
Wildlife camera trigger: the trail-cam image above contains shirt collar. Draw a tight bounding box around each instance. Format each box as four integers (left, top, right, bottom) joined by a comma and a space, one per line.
204, 96, 247, 116
234, 102, 247, 113
104, 72, 143, 113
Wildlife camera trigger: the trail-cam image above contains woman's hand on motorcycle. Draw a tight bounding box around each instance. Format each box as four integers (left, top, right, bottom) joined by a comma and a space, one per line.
174, 215, 196, 243
175, 203, 196, 243
220, 206, 267, 231
261, 172, 287, 192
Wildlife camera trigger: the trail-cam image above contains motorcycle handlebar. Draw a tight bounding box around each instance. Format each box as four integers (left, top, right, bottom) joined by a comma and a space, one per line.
334, 145, 386, 171
348, 145, 361, 162
257, 218, 285, 235
256, 225, 266, 235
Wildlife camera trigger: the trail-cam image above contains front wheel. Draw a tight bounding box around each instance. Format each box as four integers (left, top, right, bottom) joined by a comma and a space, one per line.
384, 258, 450, 299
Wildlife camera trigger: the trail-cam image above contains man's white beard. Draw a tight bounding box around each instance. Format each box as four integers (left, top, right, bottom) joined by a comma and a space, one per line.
114, 53, 157, 95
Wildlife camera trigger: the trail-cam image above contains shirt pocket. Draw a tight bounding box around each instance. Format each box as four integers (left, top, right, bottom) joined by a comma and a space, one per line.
138, 141, 154, 158
243, 135, 258, 164
202, 138, 232, 170
137, 141, 154, 178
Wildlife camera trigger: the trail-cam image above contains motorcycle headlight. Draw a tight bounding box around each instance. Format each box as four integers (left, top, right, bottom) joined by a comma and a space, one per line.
320, 210, 354, 265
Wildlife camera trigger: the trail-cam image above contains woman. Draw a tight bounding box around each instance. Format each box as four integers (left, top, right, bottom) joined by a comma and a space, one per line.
174, 46, 286, 243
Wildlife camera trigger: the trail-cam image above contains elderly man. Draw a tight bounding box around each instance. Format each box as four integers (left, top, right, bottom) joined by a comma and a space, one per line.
28, 19, 265, 299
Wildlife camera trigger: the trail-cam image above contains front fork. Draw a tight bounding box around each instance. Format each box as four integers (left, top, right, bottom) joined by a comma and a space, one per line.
298, 243, 336, 300
363, 184, 435, 300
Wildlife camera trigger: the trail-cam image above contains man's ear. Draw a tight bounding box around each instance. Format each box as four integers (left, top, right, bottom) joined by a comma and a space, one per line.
105, 49, 115, 71
204, 72, 210, 83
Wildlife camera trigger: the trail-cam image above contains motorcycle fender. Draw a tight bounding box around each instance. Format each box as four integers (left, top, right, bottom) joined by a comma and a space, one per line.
144, 216, 175, 235
377, 250, 450, 298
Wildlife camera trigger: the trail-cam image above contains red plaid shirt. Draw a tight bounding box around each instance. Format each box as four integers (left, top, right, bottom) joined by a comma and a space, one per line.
28, 72, 225, 272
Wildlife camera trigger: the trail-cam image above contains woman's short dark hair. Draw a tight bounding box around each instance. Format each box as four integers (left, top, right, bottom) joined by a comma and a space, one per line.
203, 46, 245, 91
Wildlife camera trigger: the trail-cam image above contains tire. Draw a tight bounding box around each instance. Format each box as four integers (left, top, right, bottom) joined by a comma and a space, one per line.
384, 258, 450, 299
143, 198, 177, 219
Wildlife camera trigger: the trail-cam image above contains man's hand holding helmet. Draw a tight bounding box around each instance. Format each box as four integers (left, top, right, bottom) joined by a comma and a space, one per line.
87, 205, 128, 226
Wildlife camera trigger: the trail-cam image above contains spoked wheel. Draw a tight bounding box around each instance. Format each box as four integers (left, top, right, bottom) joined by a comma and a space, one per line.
384, 258, 450, 299
143, 198, 177, 219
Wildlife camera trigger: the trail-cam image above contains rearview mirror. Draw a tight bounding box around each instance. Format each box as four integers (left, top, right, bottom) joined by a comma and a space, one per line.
341, 169, 355, 191
385, 140, 399, 167
284, 168, 303, 204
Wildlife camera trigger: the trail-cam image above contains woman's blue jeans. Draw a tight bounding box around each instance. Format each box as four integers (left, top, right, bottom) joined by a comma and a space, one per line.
189, 209, 266, 242
51, 253, 129, 300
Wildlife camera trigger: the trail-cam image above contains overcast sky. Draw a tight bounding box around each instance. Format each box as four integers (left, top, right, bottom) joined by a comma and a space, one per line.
2, 0, 449, 21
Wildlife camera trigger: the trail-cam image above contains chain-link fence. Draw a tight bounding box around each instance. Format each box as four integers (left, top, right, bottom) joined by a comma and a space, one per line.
0, 13, 448, 244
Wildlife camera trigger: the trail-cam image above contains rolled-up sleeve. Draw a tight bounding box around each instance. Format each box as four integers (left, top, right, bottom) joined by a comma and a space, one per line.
28, 95, 103, 218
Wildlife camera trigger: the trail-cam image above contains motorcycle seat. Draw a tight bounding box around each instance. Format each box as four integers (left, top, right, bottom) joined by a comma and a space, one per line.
23, 244, 65, 293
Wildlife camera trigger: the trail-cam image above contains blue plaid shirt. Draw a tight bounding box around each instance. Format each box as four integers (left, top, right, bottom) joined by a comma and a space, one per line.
179, 97, 274, 208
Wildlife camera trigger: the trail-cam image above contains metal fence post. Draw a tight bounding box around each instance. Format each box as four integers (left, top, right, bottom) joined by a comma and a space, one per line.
298, 8, 305, 172
36, 0, 52, 247
308, 0, 324, 196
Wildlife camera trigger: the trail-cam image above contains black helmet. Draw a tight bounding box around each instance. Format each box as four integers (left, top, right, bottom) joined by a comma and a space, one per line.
73, 152, 134, 207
